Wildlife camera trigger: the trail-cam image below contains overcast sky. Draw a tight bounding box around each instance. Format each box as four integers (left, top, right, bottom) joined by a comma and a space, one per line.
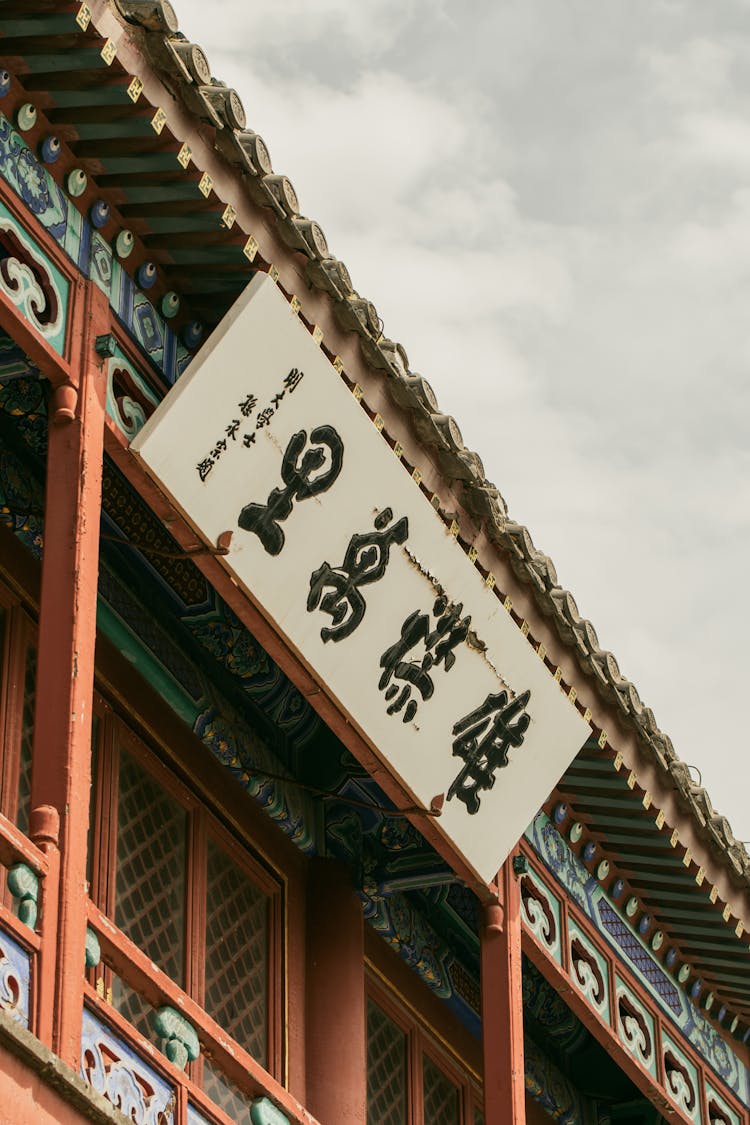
173, 0, 750, 842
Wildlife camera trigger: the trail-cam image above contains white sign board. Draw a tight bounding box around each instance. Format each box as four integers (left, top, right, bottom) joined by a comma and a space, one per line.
132, 274, 589, 885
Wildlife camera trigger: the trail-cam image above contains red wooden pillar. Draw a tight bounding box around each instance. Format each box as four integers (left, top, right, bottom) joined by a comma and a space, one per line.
29, 280, 109, 1067
482, 855, 526, 1125
305, 857, 367, 1125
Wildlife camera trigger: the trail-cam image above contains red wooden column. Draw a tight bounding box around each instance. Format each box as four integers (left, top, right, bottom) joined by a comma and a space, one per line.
482, 855, 526, 1125
305, 857, 367, 1124
29, 280, 109, 1068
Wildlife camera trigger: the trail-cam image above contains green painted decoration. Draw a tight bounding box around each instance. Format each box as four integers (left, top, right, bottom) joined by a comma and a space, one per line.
250, 1097, 291, 1125
152, 1005, 200, 1070
85, 926, 101, 969
16, 103, 36, 132
7, 862, 39, 928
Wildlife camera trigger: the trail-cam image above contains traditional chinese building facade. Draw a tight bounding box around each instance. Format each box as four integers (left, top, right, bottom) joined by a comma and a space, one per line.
0, 4, 747, 1125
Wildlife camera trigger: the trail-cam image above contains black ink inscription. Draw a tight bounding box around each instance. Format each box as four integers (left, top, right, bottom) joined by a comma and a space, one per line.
238, 425, 344, 555
284, 367, 303, 393
447, 688, 531, 814
307, 508, 409, 643
379, 597, 471, 722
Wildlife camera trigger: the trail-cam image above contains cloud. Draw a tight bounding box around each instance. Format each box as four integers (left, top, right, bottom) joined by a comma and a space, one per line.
171, 0, 750, 836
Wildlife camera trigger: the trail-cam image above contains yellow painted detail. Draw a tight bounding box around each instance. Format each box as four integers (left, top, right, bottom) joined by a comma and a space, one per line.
127, 76, 144, 102
151, 107, 167, 134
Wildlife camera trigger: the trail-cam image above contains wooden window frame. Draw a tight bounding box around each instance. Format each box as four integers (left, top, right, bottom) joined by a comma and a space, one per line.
88, 694, 285, 1087
367, 974, 483, 1125
0, 596, 36, 831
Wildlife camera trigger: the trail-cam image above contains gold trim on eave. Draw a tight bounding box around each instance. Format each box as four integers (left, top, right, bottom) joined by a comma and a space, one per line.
221, 204, 236, 229
127, 76, 144, 103
76, 4, 91, 29
198, 172, 213, 197
151, 107, 167, 134
101, 40, 116, 65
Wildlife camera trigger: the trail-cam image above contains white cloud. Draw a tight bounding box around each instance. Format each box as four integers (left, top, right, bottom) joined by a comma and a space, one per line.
171, 0, 750, 837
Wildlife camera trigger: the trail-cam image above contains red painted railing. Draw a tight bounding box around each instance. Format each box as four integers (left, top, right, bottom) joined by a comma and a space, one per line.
86, 900, 321, 1125
0, 805, 59, 1042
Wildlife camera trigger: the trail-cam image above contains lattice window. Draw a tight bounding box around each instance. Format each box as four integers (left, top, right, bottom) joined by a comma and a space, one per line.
114, 747, 186, 986
202, 1056, 257, 1122
14, 640, 34, 836
204, 837, 268, 1065
367, 999, 407, 1125
423, 1054, 460, 1125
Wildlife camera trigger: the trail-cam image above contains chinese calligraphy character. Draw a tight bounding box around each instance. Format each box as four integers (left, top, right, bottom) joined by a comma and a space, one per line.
271, 391, 285, 409
212, 438, 227, 458
238, 425, 344, 555
446, 688, 531, 815
243, 432, 256, 448
196, 456, 214, 482
226, 419, 240, 441
307, 508, 409, 643
256, 407, 275, 429
379, 596, 471, 723
239, 393, 258, 417
284, 367, 303, 393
